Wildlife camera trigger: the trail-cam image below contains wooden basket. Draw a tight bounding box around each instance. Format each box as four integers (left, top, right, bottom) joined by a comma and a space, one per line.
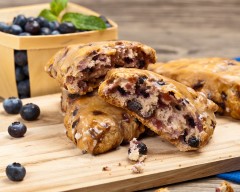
0, 3, 118, 99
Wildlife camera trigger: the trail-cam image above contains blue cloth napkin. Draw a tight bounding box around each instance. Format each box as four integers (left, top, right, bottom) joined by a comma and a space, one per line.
217, 171, 240, 184
216, 57, 240, 183
234, 57, 240, 61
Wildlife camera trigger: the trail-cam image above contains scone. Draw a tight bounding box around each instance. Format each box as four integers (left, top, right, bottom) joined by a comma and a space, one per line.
64, 91, 145, 155
45, 40, 157, 95
148, 58, 240, 119
216, 181, 234, 192
98, 68, 218, 151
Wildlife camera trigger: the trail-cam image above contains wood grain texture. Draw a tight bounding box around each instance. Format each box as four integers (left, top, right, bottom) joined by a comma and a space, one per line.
0, 1, 240, 191
0, 94, 240, 192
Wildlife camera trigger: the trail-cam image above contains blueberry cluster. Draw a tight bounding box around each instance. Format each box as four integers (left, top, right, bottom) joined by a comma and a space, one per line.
0, 14, 112, 36
14, 50, 30, 98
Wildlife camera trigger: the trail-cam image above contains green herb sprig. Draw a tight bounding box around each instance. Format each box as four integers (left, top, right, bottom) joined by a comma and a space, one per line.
39, 0, 106, 30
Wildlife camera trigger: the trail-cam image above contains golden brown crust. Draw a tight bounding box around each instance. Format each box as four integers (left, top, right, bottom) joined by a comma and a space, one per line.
149, 58, 240, 119
98, 68, 218, 151
64, 91, 145, 155
45, 40, 157, 95
216, 181, 234, 192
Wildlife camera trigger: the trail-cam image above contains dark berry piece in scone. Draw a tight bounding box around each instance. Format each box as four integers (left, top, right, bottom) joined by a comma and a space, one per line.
148, 58, 240, 119
20, 103, 40, 121
45, 41, 156, 95
128, 138, 147, 162
64, 91, 145, 155
98, 68, 218, 151
3, 97, 22, 114
8, 122, 27, 138
60, 88, 81, 113
6, 162, 26, 181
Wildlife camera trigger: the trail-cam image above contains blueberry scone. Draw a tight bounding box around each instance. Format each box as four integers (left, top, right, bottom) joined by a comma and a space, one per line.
98, 68, 218, 151
46, 40, 156, 95
64, 91, 145, 155
148, 58, 240, 119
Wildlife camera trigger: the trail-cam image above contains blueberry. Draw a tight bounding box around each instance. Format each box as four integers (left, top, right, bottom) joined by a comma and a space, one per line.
14, 50, 27, 66
99, 15, 112, 28
127, 99, 143, 113
6, 162, 26, 181
3, 97, 22, 114
49, 21, 59, 31
51, 30, 60, 35
17, 80, 30, 97
8, 122, 27, 138
137, 142, 148, 155
0, 22, 10, 33
13, 15, 27, 28
9, 25, 23, 35
19, 32, 31, 36
15, 66, 26, 82
24, 20, 40, 35
188, 136, 200, 148
58, 22, 76, 34
27, 17, 35, 22
40, 27, 51, 35
34, 17, 46, 27
23, 65, 29, 76
20, 103, 40, 121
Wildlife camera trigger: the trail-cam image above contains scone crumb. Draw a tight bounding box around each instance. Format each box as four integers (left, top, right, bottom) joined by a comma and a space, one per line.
118, 163, 122, 166
128, 138, 148, 162
155, 188, 170, 192
102, 166, 111, 171
131, 162, 144, 174
216, 181, 234, 192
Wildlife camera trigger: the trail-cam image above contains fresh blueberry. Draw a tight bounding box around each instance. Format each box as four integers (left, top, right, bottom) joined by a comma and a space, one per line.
8, 122, 27, 138
137, 142, 148, 155
0, 22, 10, 33
3, 97, 22, 114
49, 21, 59, 31
34, 17, 46, 27
20, 103, 40, 121
15, 66, 26, 82
17, 80, 30, 97
23, 65, 29, 76
99, 15, 112, 28
58, 22, 76, 34
19, 32, 31, 36
51, 30, 60, 35
40, 27, 51, 35
13, 15, 27, 28
14, 50, 27, 66
24, 20, 40, 35
27, 17, 35, 22
9, 25, 23, 35
6, 162, 26, 181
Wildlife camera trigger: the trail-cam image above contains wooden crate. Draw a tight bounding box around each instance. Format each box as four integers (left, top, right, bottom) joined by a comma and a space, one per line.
0, 3, 118, 99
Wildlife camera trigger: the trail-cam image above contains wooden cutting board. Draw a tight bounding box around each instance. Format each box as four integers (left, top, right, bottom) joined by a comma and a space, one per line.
0, 94, 240, 192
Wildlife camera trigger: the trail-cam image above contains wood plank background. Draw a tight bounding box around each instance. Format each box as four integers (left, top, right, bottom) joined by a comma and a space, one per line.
0, 0, 240, 191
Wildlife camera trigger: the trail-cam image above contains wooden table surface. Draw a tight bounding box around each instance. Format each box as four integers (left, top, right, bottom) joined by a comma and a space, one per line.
0, 0, 239, 191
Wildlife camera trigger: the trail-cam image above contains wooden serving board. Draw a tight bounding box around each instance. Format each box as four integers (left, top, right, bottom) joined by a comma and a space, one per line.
0, 94, 240, 192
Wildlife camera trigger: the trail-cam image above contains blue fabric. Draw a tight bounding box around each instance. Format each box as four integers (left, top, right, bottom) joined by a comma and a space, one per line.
233, 57, 240, 61
217, 171, 240, 184
216, 57, 240, 183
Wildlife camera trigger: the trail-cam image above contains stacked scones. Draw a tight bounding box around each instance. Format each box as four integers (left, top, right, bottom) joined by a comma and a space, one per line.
45, 41, 226, 155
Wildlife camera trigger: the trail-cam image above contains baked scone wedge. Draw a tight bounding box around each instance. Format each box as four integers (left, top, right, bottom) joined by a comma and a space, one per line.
98, 68, 218, 151
45, 40, 156, 95
148, 58, 240, 119
64, 91, 145, 155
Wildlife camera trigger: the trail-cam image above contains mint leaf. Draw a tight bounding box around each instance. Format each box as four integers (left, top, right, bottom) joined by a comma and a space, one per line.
39, 9, 58, 21
62, 12, 106, 30
50, 0, 68, 16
